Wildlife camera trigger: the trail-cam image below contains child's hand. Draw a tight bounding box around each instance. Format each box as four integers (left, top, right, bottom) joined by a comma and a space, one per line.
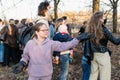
11, 61, 26, 74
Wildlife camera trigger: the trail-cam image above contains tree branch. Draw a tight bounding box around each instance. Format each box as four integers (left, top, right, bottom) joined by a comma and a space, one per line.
109, 0, 114, 6
101, 1, 112, 8
57, 0, 60, 5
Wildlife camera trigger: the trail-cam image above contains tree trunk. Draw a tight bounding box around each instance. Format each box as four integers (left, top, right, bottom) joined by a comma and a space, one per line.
93, 0, 100, 13
113, 6, 117, 33
54, 0, 58, 19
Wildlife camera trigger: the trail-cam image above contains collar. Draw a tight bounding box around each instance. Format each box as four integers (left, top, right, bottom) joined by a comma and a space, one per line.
33, 38, 50, 45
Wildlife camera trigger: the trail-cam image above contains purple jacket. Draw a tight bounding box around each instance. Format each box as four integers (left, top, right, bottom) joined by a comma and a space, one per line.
21, 38, 79, 77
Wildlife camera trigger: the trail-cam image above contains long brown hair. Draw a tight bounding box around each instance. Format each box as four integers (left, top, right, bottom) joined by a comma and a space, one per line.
86, 11, 104, 46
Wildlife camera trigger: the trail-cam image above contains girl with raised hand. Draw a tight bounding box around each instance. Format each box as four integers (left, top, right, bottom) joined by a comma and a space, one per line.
12, 22, 93, 80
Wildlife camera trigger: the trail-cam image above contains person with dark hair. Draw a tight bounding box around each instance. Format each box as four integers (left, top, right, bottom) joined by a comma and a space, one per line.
55, 18, 64, 32
14, 19, 19, 27
37, 1, 54, 39
1, 19, 18, 66
9, 19, 15, 25
78, 20, 91, 80
21, 19, 27, 26
61, 16, 72, 35
53, 33, 73, 80
61, 16, 74, 63
78, 21, 87, 34
38, 1, 50, 16
37, 1, 50, 25
53, 17, 73, 80
0, 18, 4, 63
53, 18, 69, 64
86, 11, 120, 80
12, 22, 93, 80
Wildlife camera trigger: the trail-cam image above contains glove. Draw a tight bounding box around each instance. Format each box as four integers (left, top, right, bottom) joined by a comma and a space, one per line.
76, 32, 94, 41
12, 61, 26, 74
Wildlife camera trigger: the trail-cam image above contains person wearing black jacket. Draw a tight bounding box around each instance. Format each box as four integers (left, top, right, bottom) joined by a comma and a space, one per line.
78, 21, 92, 80
78, 21, 87, 35
87, 11, 120, 80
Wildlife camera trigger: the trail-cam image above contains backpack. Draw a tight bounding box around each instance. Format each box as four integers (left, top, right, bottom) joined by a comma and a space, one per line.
20, 26, 33, 47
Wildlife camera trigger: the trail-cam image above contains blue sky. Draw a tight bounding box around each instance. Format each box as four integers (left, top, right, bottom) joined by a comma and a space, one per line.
0, 0, 117, 20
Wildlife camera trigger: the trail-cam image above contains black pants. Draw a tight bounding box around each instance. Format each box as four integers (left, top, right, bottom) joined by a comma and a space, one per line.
3, 43, 18, 66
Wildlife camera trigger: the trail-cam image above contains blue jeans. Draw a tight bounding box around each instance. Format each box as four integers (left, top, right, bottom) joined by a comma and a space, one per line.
58, 54, 69, 80
0, 43, 4, 62
82, 56, 91, 80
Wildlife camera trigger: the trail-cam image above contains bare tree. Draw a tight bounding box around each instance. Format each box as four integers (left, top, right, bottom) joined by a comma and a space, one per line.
93, 0, 100, 13
53, 0, 60, 19
109, 0, 119, 33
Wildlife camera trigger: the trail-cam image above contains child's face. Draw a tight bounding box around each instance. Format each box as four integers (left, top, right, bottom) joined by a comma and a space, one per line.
37, 24, 49, 38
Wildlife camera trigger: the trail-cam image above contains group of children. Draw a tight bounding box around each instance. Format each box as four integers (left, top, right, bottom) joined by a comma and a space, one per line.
11, 1, 120, 80
11, 1, 81, 80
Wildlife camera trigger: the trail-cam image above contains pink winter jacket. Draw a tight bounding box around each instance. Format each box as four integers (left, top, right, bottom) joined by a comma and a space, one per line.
21, 38, 79, 77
